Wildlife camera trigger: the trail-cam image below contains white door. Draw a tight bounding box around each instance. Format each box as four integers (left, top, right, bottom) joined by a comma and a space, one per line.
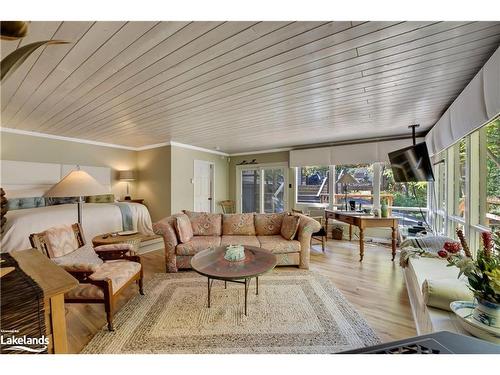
194, 160, 214, 212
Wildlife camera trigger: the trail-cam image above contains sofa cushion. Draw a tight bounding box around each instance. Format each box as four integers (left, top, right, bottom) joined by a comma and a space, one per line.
222, 213, 256, 235
184, 211, 222, 236
52, 243, 103, 272
255, 213, 284, 235
174, 214, 194, 243
176, 236, 221, 256
258, 235, 300, 254
44, 224, 80, 258
280, 215, 300, 240
66, 260, 141, 299
221, 235, 260, 248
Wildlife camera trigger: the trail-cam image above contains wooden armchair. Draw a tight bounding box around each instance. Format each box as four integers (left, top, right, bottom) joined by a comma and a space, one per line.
219, 200, 236, 214
29, 223, 144, 331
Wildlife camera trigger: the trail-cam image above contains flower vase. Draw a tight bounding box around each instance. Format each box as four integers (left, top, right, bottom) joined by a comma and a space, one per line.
473, 298, 500, 328
380, 200, 388, 218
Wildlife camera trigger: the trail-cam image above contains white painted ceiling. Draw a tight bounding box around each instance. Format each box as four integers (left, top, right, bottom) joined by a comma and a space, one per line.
1, 21, 499, 153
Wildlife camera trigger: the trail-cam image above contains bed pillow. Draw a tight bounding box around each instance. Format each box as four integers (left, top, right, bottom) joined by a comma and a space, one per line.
86, 194, 115, 203
174, 214, 194, 243
46, 197, 79, 206
281, 214, 300, 240
7, 197, 45, 210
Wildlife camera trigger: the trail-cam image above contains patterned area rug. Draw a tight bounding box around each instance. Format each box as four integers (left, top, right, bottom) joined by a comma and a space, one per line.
82, 270, 380, 353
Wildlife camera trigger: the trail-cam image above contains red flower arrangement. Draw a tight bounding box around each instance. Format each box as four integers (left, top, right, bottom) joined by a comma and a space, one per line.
437, 241, 462, 258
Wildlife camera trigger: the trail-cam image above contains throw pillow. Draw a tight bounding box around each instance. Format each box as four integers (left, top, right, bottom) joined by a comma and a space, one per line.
222, 213, 256, 235
281, 214, 300, 240
255, 213, 284, 235
183, 210, 222, 236
175, 214, 194, 243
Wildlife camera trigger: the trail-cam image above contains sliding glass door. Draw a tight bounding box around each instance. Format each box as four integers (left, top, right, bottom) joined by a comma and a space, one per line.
239, 165, 287, 213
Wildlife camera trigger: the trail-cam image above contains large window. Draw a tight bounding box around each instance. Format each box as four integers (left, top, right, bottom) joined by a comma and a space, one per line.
335, 164, 373, 209
430, 116, 499, 254
296, 166, 329, 204
380, 164, 428, 226
480, 118, 500, 231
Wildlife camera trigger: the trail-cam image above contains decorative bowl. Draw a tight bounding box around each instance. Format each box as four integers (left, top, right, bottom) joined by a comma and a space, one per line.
224, 245, 245, 262
450, 301, 500, 344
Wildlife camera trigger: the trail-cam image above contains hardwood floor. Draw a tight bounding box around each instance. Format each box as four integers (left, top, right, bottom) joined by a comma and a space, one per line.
65, 240, 416, 353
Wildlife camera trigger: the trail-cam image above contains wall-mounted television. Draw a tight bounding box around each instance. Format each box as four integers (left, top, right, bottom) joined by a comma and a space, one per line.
388, 142, 435, 182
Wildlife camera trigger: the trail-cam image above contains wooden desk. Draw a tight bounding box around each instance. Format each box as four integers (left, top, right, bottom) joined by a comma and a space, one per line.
11, 249, 78, 353
325, 210, 398, 262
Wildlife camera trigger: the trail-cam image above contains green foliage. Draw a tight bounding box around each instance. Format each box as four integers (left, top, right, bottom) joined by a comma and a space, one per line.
381, 165, 427, 207
447, 231, 500, 303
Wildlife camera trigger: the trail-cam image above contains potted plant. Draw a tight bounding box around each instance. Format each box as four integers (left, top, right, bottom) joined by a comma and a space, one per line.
442, 229, 500, 328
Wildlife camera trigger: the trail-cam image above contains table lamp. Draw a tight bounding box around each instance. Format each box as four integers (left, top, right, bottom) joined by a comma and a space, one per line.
336, 171, 357, 211
118, 170, 136, 200
44, 167, 108, 224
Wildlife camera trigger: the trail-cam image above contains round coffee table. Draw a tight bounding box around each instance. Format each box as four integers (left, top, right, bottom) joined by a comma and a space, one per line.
191, 246, 277, 315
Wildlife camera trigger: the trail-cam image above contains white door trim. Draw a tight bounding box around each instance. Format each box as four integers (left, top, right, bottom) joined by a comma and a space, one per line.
236, 162, 288, 214
194, 160, 215, 213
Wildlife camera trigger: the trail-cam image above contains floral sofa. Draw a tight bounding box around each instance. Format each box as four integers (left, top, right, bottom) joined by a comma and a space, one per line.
153, 211, 321, 273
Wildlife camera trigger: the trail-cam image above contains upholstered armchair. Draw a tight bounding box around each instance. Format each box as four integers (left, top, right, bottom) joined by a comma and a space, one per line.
29, 223, 144, 331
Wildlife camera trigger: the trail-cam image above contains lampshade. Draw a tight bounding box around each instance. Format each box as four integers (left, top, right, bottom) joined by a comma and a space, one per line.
44, 170, 108, 197
336, 171, 357, 185
118, 170, 136, 181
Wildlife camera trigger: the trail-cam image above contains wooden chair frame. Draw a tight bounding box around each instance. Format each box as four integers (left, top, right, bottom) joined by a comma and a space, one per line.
219, 200, 236, 214
29, 223, 144, 331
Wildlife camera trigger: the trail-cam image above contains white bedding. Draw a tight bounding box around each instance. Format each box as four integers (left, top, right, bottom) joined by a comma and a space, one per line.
0, 202, 154, 253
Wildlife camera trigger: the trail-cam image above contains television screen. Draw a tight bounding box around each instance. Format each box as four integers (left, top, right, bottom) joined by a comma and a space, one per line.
388, 142, 435, 182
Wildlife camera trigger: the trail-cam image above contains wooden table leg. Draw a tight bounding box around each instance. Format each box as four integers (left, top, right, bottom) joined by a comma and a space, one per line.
349, 224, 352, 241
256, 276, 259, 295
359, 227, 364, 262
391, 226, 397, 261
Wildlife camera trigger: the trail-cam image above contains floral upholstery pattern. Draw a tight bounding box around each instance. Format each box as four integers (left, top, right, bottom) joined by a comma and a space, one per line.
155, 211, 321, 272
294, 213, 321, 269
44, 224, 80, 258
255, 213, 284, 236
175, 236, 221, 256
174, 214, 194, 243
280, 215, 300, 240
184, 211, 222, 236
94, 243, 136, 255
274, 252, 300, 266
65, 260, 141, 299
153, 216, 180, 272
52, 243, 103, 272
222, 213, 256, 235
258, 235, 301, 254
221, 235, 260, 248
175, 255, 193, 270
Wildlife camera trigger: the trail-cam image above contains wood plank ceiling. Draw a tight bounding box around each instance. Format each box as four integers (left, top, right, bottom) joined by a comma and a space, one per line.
1, 21, 499, 153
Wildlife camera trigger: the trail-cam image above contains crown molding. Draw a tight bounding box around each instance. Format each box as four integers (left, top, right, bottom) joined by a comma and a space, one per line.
229, 147, 292, 156
0, 127, 137, 150
169, 141, 229, 156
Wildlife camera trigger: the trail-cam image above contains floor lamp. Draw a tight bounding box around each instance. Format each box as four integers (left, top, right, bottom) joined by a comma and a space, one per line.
44, 167, 108, 225
336, 171, 357, 211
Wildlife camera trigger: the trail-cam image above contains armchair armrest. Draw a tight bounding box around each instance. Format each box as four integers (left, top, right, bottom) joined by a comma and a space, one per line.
294, 213, 321, 269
